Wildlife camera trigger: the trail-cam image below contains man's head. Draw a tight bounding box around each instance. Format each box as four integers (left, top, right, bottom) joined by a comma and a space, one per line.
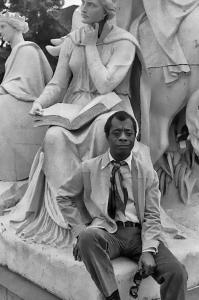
104, 111, 137, 161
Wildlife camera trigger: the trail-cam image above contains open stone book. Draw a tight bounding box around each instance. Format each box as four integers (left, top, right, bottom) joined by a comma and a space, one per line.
33, 92, 121, 130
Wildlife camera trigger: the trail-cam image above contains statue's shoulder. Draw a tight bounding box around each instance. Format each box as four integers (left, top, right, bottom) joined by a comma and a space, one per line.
106, 25, 139, 47
10, 42, 43, 61
15, 41, 42, 54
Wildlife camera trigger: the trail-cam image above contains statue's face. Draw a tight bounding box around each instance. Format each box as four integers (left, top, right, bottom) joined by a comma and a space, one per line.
108, 117, 136, 161
81, 0, 106, 24
0, 21, 15, 43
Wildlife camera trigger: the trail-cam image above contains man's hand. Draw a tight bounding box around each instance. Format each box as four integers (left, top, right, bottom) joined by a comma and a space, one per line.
138, 252, 156, 278
73, 238, 82, 262
82, 24, 99, 45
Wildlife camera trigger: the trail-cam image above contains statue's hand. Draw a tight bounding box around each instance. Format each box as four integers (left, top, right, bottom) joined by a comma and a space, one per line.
29, 101, 43, 116
82, 23, 99, 45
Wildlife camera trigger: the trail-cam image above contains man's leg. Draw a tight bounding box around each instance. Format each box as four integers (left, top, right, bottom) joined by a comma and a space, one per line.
77, 228, 122, 299
153, 242, 188, 300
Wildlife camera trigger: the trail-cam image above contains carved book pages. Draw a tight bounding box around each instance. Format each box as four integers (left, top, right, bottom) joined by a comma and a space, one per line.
33, 92, 122, 130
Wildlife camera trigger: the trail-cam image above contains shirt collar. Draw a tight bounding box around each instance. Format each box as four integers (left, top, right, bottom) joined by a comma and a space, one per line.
101, 150, 133, 170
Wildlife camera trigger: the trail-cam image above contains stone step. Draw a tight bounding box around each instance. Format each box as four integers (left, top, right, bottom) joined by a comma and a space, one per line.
0, 226, 198, 300
187, 286, 199, 300
0, 263, 198, 300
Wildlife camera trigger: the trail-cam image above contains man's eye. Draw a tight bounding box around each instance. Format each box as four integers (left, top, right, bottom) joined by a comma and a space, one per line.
113, 132, 120, 137
126, 132, 133, 136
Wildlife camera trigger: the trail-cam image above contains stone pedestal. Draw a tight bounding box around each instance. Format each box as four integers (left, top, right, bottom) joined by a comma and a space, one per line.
0, 224, 198, 300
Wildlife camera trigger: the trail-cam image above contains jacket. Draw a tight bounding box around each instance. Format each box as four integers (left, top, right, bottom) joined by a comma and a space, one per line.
57, 140, 163, 252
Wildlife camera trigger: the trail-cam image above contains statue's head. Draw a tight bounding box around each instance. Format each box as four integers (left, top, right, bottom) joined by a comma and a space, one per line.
98, 0, 117, 20
0, 11, 29, 34
81, 0, 117, 24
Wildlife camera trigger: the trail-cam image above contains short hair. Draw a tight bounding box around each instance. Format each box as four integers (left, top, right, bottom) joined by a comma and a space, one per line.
98, 0, 117, 20
104, 111, 138, 138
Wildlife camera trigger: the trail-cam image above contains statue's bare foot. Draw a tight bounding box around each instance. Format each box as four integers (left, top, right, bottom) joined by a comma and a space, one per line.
45, 45, 61, 57
50, 37, 65, 46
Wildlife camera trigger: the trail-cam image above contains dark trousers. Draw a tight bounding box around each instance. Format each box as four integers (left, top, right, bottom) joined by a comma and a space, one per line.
77, 226, 187, 300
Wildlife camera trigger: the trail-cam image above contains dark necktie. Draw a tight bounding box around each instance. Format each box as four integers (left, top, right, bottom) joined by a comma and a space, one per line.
107, 161, 128, 219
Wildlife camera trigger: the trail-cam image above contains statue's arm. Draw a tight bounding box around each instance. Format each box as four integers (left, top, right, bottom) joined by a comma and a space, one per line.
36, 38, 73, 108
86, 40, 135, 94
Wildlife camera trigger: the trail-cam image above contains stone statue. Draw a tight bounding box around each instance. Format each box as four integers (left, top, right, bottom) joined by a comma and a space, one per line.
46, 0, 199, 157
0, 11, 53, 181
1, 0, 149, 247
0, 3, 198, 300
43, 0, 199, 234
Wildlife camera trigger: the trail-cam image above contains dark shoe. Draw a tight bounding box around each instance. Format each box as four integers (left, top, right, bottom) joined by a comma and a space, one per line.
106, 290, 121, 300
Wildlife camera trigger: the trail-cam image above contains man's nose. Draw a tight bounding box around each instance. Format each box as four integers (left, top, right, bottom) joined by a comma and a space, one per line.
119, 132, 127, 141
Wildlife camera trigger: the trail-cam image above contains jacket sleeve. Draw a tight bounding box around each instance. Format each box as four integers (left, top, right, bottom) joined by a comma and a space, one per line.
141, 169, 162, 252
56, 164, 91, 236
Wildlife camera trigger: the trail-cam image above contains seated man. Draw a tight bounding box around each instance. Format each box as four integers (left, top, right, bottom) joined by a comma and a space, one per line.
56, 111, 187, 300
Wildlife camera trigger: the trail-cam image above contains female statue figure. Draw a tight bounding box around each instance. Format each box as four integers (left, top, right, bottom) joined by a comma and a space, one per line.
5, 0, 149, 247
0, 11, 52, 181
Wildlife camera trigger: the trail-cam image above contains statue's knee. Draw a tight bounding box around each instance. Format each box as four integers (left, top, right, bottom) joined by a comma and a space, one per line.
44, 126, 65, 148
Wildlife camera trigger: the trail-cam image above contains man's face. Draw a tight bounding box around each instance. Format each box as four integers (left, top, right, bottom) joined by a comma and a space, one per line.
107, 117, 136, 161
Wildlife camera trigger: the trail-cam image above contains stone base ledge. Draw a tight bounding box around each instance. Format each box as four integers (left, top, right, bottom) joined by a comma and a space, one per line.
0, 228, 198, 300
0, 265, 61, 300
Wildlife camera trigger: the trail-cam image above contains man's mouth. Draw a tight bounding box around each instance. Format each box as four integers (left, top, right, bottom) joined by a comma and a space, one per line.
117, 145, 130, 148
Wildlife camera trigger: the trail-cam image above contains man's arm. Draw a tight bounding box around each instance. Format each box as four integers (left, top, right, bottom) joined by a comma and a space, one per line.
139, 168, 162, 277
142, 169, 162, 252
56, 164, 90, 236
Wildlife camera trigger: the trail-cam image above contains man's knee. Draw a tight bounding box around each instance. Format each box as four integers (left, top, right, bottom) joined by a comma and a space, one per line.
168, 261, 188, 283
78, 228, 106, 254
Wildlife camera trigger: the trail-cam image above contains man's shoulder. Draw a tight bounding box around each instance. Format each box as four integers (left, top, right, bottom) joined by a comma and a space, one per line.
81, 153, 106, 169
133, 140, 150, 155
132, 141, 153, 168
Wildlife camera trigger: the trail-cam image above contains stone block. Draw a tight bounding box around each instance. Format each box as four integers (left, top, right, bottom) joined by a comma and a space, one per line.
0, 226, 198, 300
